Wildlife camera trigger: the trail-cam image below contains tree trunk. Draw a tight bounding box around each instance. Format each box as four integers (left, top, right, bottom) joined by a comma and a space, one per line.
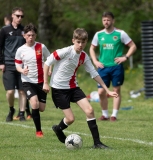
38, 0, 52, 48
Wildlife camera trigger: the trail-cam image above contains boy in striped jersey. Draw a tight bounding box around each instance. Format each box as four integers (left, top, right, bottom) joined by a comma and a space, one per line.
15, 23, 50, 137
43, 28, 118, 149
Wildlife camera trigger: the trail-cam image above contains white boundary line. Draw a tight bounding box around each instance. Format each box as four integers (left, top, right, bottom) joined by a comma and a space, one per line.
0, 122, 153, 146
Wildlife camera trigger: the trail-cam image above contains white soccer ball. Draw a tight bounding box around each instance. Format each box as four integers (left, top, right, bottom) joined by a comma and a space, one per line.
65, 134, 83, 150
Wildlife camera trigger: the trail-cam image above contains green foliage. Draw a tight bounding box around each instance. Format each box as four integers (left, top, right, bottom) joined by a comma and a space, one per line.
0, 0, 153, 65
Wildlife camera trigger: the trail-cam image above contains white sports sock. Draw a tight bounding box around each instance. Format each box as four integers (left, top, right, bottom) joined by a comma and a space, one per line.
111, 109, 118, 117
102, 110, 109, 118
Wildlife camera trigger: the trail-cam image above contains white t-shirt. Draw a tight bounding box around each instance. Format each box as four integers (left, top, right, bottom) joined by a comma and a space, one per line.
45, 45, 99, 89
15, 42, 50, 83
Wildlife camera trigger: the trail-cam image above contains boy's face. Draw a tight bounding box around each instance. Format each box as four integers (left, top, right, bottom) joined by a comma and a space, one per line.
23, 31, 36, 46
72, 39, 87, 53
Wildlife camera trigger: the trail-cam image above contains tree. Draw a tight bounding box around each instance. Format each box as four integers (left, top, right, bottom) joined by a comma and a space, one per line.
38, 0, 52, 47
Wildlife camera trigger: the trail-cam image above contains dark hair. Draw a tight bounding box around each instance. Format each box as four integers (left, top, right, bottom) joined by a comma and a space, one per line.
73, 28, 88, 41
4, 14, 12, 22
24, 23, 37, 34
12, 7, 24, 14
102, 11, 114, 19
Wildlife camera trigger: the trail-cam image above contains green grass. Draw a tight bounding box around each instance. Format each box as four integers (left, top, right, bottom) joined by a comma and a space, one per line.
0, 67, 153, 160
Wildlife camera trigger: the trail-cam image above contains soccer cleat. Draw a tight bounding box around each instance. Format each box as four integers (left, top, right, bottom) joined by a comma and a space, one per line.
98, 115, 109, 121
52, 125, 66, 143
92, 143, 109, 149
26, 114, 32, 120
6, 109, 15, 122
36, 131, 44, 138
13, 115, 20, 120
110, 116, 117, 122
19, 116, 26, 121
13, 110, 20, 120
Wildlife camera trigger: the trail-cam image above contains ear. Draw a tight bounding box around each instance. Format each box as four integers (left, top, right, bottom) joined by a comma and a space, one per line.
112, 19, 115, 25
72, 39, 75, 44
23, 34, 26, 39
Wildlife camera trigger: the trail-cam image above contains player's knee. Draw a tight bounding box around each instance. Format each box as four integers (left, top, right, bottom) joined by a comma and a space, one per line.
7, 90, 14, 95
18, 90, 26, 96
67, 117, 75, 124
98, 90, 106, 98
39, 108, 45, 112
86, 107, 94, 117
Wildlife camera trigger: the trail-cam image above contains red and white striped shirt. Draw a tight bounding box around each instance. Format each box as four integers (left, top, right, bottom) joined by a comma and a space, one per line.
45, 45, 99, 89
15, 42, 50, 83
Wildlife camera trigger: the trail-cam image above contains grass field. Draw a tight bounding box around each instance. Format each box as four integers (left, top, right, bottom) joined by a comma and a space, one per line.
0, 66, 153, 160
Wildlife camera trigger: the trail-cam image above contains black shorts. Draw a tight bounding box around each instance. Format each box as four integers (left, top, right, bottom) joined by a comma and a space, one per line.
22, 82, 47, 103
51, 87, 86, 109
3, 65, 23, 90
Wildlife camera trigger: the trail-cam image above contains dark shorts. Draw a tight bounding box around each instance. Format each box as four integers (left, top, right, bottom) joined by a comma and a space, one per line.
51, 87, 86, 110
97, 64, 124, 88
3, 65, 23, 90
22, 82, 47, 103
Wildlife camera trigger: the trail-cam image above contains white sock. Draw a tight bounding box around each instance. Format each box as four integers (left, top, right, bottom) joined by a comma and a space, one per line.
102, 110, 109, 118
111, 109, 118, 117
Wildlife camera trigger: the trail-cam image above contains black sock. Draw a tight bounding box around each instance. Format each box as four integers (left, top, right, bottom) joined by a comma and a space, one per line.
19, 111, 25, 117
32, 109, 41, 132
87, 119, 101, 145
26, 100, 31, 115
17, 109, 20, 117
10, 106, 15, 112
57, 118, 68, 131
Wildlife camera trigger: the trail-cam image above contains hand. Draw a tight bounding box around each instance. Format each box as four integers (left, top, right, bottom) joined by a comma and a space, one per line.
22, 66, 29, 75
43, 83, 50, 93
107, 91, 118, 98
48, 70, 52, 76
0, 64, 5, 72
94, 61, 104, 68
114, 57, 127, 64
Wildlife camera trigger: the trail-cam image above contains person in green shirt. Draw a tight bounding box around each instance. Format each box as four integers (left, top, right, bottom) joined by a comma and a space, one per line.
90, 11, 137, 121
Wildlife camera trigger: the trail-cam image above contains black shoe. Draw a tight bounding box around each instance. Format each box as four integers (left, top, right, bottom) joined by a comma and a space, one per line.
52, 125, 66, 143
19, 116, 26, 121
6, 109, 15, 122
92, 143, 109, 149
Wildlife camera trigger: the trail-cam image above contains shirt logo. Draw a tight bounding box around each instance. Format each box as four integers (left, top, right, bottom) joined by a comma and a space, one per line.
101, 37, 105, 40
9, 31, 13, 35
113, 36, 118, 41
103, 43, 114, 50
36, 49, 42, 55
79, 60, 83, 65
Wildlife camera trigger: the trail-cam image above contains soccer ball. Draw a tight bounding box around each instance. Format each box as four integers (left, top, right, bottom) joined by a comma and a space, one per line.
65, 134, 83, 150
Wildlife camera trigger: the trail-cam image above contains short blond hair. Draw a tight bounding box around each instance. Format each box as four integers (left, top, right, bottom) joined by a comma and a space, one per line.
73, 28, 88, 41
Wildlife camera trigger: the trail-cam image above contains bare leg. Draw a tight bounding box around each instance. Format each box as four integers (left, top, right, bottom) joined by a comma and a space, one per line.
77, 98, 108, 148
98, 88, 108, 110
18, 90, 26, 112
111, 86, 121, 119
6, 90, 15, 107
98, 88, 109, 119
6, 90, 15, 122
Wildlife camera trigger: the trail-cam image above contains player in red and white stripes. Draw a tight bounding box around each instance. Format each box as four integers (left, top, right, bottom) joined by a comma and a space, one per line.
15, 23, 50, 137
43, 28, 118, 149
